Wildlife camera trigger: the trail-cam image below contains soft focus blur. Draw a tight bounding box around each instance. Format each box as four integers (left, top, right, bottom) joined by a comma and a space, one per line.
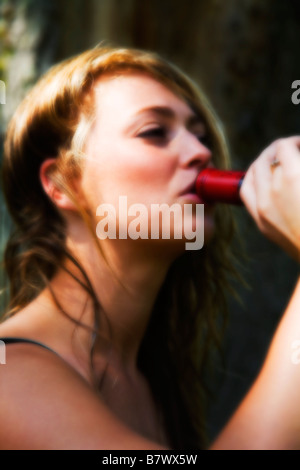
0, 0, 299, 443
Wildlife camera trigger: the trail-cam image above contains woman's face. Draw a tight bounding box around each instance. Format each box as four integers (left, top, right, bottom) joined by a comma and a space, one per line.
80, 72, 215, 250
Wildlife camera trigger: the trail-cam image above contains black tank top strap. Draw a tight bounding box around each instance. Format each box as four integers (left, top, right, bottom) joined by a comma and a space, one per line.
0, 337, 59, 357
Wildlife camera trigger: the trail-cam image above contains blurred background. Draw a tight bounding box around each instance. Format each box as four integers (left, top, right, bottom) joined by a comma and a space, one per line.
0, 0, 299, 444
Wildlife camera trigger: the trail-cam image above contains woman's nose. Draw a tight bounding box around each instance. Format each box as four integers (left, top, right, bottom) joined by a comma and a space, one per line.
179, 133, 212, 169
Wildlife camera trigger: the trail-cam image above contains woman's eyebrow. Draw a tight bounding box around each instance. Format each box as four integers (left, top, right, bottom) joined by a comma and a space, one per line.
133, 105, 203, 126
135, 106, 175, 119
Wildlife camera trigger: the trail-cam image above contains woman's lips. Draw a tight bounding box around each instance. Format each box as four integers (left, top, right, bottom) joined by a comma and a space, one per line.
178, 173, 216, 207
180, 180, 197, 196
179, 179, 204, 203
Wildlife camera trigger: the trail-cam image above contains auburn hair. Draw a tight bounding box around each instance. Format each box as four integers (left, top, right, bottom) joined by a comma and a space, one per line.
2, 46, 241, 449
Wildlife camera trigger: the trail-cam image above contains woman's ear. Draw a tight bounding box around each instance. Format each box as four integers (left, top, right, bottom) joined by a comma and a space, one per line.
39, 159, 78, 211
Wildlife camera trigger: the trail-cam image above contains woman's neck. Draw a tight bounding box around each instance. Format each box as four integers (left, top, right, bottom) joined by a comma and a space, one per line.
46, 235, 178, 372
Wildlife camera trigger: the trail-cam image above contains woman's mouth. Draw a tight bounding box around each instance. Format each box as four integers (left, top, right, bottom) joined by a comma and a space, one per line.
179, 180, 204, 203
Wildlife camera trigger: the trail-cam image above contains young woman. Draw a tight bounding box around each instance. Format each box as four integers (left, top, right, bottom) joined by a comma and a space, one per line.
0, 46, 299, 450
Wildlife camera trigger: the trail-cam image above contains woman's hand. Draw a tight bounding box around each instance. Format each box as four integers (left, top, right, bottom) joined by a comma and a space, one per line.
240, 137, 300, 262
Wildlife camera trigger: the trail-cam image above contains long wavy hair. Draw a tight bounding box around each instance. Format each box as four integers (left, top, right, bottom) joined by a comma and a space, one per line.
2, 46, 241, 449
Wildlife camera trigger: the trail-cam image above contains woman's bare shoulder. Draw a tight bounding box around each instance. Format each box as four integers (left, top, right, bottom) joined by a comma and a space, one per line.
0, 341, 166, 450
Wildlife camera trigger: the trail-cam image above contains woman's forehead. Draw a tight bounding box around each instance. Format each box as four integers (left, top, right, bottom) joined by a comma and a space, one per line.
92, 72, 197, 120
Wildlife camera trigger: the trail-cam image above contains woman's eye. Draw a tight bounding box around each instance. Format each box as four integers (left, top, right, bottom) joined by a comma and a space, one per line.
137, 127, 167, 139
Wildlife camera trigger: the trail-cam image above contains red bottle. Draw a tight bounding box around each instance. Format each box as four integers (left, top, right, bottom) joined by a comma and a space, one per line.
196, 168, 245, 205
